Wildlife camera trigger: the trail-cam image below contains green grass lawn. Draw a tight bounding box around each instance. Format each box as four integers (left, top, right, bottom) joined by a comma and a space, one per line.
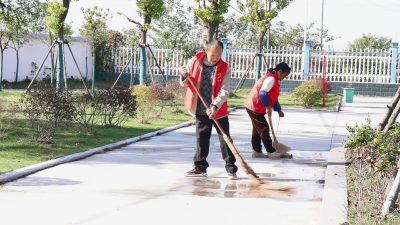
1, 79, 113, 90
0, 91, 193, 174
0, 88, 341, 174
228, 89, 341, 110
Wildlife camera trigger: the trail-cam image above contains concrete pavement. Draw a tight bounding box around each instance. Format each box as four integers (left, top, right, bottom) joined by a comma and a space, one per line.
0, 96, 393, 225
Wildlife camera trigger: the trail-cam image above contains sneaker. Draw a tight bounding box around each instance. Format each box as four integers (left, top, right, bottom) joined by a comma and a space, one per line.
267, 152, 283, 159
252, 150, 268, 158
280, 153, 293, 158
228, 172, 238, 180
186, 168, 208, 177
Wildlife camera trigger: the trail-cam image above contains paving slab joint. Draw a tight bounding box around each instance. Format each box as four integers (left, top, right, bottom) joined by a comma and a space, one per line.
318, 147, 348, 225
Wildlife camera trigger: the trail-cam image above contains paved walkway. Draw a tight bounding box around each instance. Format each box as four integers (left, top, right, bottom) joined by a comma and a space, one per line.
0, 97, 393, 225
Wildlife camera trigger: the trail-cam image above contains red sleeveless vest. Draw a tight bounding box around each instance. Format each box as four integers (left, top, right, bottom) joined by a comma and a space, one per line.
244, 72, 280, 114
184, 52, 229, 119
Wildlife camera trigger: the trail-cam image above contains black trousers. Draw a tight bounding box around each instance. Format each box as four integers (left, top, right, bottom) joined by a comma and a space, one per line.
246, 108, 277, 153
194, 115, 238, 173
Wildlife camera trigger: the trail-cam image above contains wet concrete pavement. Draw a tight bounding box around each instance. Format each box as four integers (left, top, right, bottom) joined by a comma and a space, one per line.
0, 96, 392, 225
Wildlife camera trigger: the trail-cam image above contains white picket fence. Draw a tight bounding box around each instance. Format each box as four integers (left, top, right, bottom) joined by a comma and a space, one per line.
108, 45, 400, 83
309, 49, 396, 83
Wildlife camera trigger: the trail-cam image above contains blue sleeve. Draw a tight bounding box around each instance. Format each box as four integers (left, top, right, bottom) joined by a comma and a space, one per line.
273, 100, 282, 111
259, 91, 270, 107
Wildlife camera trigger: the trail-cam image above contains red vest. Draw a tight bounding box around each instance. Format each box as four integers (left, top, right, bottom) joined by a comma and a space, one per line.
244, 72, 280, 114
184, 52, 229, 119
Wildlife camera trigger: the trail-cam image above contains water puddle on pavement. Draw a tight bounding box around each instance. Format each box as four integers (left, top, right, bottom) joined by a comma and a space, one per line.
190, 179, 323, 201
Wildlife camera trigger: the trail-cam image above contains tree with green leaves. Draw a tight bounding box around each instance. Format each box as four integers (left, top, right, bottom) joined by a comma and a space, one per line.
108, 30, 125, 79
0, 1, 16, 91
272, 21, 337, 49
193, 0, 230, 43
9, 0, 41, 82
118, 0, 166, 44
237, 0, 293, 52
122, 28, 140, 48
348, 34, 391, 50
31, 0, 72, 84
117, 0, 166, 85
237, 0, 293, 80
79, 6, 109, 90
44, 0, 76, 92
151, 0, 190, 76
9, 14, 29, 82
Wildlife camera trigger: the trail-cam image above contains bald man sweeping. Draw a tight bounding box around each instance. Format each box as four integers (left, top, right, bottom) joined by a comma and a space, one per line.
180, 40, 238, 180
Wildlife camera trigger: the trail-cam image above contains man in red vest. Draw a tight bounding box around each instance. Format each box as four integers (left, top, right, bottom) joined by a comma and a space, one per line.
244, 62, 292, 159
179, 40, 238, 180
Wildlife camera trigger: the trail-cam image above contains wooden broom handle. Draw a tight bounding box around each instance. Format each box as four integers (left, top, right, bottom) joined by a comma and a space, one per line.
185, 75, 227, 136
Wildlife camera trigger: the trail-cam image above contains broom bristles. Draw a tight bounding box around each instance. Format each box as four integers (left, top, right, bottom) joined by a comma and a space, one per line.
223, 135, 294, 191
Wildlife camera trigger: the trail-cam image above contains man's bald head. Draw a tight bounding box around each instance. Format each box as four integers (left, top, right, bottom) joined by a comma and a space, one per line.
206, 40, 224, 51
205, 40, 224, 65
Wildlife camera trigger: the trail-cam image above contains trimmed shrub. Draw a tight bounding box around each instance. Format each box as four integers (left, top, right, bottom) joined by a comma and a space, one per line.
98, 85, 137, 127
165, 79, 186, 113
17, 89, 74, 142
149, 82, 173, 117
293, 83, 323, 108
132, 85, 156, 123
304, 77, 332, 94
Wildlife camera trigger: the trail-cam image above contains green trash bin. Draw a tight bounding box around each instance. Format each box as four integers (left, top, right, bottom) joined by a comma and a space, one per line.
343, 88, 355, 103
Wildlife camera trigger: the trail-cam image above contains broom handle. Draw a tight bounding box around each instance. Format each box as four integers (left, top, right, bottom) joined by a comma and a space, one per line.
185, 76, 226, 134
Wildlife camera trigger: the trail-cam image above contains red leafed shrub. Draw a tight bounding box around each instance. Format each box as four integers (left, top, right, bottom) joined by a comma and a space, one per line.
98, 84, 137, 127
149, 82, 173, 117
165, 79, 186, 112
17, 88, 75, 142
304, 77, 332, 94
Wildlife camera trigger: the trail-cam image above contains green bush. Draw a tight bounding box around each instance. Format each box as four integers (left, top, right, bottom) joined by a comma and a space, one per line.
293, 83, 323, 108
132, 85, 156, 123
345, 116, 400, 174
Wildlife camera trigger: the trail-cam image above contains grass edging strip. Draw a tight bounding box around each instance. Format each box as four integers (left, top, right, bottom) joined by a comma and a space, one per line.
0, 120, 195, 184
318, 147, 348, 225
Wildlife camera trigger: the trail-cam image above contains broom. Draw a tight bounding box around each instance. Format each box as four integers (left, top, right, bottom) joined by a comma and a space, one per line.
185, 75, 293, 191
268, 116, 292, 154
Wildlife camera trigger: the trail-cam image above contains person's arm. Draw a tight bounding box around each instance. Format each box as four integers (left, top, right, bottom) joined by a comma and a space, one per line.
259, 77, 275, 107
179, 61, 192, 87
210, 67, 231, 112
273, 100, 282, 111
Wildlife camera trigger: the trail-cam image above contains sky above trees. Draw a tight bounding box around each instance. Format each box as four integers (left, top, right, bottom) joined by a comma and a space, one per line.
45, 0, 400, 49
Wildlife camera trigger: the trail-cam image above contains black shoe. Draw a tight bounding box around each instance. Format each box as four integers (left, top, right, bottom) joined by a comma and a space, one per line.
186, 168, 208, 177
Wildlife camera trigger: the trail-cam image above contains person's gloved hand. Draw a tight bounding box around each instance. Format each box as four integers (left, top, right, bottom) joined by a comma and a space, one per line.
207, 105, 217, 119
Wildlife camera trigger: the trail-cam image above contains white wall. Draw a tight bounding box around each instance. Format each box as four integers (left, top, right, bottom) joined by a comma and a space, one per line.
3, 38, 93, 82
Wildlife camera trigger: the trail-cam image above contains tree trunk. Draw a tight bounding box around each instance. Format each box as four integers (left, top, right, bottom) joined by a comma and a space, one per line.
382, 158, 400, 215
58, 0, 70, 40
377, 87, 400, 131
384, 98, 400, 132
0, 51, 3, 91
215, 23, 219, 40
266, 26, 271, 49
140, 29, 147, 44
258, 32, 266, 52
50, 51, 54, 84
15, 50, 19, 82
92, 46, 96, 92
207, 22, 218, 43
